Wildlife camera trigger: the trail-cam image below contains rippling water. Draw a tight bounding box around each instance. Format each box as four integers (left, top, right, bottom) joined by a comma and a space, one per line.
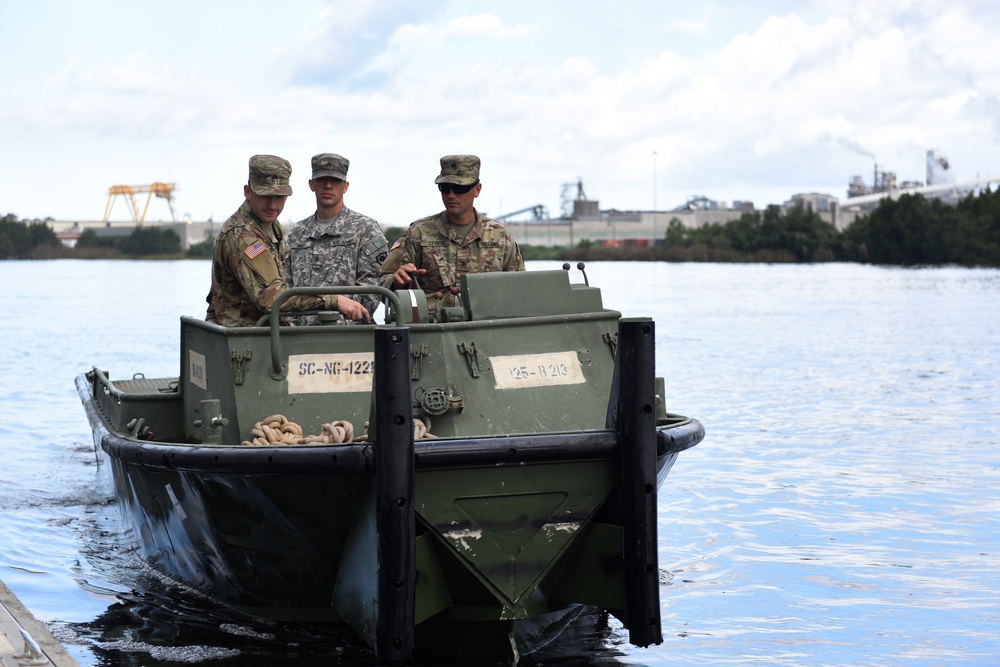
1, 259, 997, 666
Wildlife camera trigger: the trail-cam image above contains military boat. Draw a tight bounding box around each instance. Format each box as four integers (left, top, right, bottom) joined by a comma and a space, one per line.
76, 264, 704, 664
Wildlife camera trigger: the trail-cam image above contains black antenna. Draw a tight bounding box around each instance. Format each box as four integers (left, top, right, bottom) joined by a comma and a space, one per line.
562, 262, 589, 286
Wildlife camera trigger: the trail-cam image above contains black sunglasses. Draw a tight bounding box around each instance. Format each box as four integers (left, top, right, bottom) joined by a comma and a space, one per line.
438, 182, 477, 195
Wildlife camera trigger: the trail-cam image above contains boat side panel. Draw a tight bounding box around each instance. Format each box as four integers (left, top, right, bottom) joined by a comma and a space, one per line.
408, 314, 621, 437
109, 456, 365, 612
179, 311, 621, 444
180, 319, 375, 445
88, 369, 185, 441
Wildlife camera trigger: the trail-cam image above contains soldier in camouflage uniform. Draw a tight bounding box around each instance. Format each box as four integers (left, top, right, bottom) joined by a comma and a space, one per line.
205, 155, 370, 327
285, 153, 388, 325
378, 155, 524, 313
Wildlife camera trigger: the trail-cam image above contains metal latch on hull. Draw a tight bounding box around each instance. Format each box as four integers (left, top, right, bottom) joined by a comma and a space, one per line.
458, 341, 481, 378
231, 349, 252, 385
411, 344, 429, 380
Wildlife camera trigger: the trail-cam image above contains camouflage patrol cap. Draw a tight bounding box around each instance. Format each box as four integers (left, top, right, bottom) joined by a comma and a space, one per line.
248, 155, 293, 196
434, 154, 481, 186
311, 153, 349, 181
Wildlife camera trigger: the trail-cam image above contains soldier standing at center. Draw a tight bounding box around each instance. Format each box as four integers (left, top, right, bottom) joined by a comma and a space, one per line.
286, 153, 388, 325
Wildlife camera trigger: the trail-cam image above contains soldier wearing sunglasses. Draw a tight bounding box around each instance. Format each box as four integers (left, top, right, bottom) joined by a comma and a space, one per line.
379, 155, 524, 312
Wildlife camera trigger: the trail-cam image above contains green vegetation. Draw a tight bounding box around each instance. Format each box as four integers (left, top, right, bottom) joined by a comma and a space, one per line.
5, 188, 1000, 265
383, 226, 405, 246
522, 205, 846, 263
844, 190, 1000, 266
1, 215, 187, 259
520, 245, 565, 261
186, 233, 216, 258
654, 204, 845, 262
0, 214, 60, 259
523, 189, 1000, 267
75, 226, 182, 257
120, 227, 181, 255
75, 229, 118, 250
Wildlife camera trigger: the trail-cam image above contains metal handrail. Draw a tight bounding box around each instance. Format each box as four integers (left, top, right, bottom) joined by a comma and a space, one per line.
263, 286, 403, 379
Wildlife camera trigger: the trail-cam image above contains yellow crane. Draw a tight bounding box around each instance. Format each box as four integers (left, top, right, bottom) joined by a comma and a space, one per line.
103, 182, 177, 224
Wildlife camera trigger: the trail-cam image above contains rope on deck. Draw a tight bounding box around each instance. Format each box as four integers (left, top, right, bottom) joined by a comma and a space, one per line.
241, 414, 434, 446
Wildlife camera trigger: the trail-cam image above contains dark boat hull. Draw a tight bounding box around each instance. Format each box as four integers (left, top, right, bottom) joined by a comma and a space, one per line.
78, 372, 702, 659
80, 369, 700, 610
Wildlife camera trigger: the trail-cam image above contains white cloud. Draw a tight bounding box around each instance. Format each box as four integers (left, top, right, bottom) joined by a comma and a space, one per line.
440, 14, 537, 39
665, 18, 708, 34
1, 0, 999, 226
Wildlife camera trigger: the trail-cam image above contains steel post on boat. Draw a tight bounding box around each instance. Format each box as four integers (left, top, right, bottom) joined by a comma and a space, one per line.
616, 318, 663, 647
373, 327, 416, 664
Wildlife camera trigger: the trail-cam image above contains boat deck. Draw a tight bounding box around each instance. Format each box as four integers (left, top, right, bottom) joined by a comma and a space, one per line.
0, 579, 78, 666
113, 376, 178, 395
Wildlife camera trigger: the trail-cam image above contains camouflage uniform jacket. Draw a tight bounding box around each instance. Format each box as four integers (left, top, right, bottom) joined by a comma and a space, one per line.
378, 210, 524, 310
285, 207, 388, 325
205, 201, 338, 327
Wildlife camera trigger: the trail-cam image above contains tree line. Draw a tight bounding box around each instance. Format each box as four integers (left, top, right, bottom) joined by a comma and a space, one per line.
0, 213, 204, 259
517, 187, 1000, 267
0, 214, 61, 259
5, 187, 1000, 266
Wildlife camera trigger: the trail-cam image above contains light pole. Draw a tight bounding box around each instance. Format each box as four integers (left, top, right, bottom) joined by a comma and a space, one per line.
652, 151, 658, 239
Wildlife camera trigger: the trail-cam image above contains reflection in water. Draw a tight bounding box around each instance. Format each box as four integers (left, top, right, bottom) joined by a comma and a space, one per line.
67, 487, 381, 666
70, 566, 625, 666
75, 590, 375, 666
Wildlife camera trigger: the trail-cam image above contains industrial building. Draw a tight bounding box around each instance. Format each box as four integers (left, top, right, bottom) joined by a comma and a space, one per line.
46, 150, 999, 250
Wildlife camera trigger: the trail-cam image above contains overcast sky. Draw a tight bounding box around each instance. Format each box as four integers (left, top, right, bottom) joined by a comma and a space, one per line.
3, 0, 999, 227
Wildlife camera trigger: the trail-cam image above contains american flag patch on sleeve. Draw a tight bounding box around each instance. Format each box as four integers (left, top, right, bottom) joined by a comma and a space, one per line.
244, 240, 267, 259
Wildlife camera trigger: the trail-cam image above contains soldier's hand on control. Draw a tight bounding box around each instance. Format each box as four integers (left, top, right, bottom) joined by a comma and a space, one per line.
392, 263, 426, 288
336, 296, 371, 323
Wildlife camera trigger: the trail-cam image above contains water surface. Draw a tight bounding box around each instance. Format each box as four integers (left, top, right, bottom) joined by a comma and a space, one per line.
1, 259, 997, 665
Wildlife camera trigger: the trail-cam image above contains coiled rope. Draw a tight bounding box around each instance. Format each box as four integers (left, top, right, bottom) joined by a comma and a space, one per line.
241, 413, 434, 446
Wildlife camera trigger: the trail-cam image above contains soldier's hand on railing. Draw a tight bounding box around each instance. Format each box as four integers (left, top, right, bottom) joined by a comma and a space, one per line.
336, 296, 371, 323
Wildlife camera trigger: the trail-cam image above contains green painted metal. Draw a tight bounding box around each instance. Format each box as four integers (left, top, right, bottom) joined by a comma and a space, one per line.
77, 265, 705, 661
415, 460, 617, 612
